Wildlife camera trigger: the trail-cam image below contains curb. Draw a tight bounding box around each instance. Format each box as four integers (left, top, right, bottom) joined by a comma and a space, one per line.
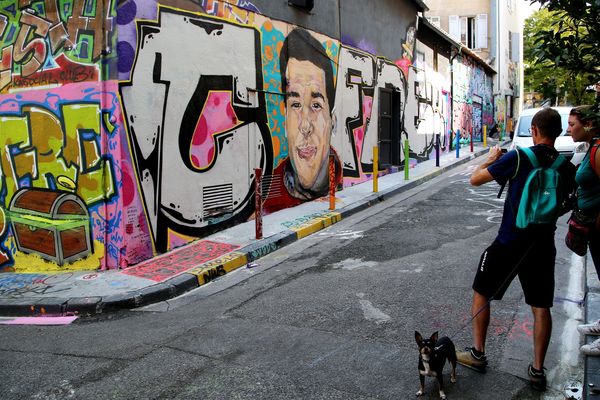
583, 250, 598, 399
0, 146, 494, 316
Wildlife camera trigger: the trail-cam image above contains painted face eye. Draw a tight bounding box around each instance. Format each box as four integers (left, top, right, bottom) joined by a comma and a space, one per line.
289, 101, 302, 110
311, 102, 323, 111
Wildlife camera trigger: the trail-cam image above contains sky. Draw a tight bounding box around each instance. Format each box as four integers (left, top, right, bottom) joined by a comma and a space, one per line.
521, 0, 541, 21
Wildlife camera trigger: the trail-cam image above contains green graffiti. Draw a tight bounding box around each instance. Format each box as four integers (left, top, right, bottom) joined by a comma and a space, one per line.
0, 104, 115, 206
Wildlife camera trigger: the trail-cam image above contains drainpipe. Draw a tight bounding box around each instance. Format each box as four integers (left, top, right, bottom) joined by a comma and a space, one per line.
450, 46, 461, 150
491, 0, 504, 134
338, 0, 342, 40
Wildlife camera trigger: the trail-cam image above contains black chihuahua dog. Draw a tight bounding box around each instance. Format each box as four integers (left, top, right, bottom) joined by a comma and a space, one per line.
415, 331, 457, 400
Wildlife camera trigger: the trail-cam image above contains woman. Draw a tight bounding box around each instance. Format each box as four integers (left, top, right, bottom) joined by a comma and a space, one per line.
569, 106, 600, 354
569, 106, 600, 267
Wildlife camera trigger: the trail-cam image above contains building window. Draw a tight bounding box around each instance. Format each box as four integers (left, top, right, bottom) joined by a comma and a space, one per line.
508, 31, 513, 61
460, 17, 476, 48
427, 16, 441, 28
415, 51, 426, 83
450, 14, 487, 49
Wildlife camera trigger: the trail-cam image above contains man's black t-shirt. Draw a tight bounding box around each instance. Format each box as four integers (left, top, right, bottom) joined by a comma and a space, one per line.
487, 144, 576, 245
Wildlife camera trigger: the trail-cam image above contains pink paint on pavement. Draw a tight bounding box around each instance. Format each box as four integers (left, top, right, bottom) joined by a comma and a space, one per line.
0, 316, 78, 325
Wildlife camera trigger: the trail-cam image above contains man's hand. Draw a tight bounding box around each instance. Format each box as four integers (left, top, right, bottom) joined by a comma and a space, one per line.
485, 146, 503, 165
470, 146, 503, 186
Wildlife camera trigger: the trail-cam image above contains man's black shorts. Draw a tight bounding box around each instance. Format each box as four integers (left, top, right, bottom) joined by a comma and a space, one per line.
472, 239, 556, 308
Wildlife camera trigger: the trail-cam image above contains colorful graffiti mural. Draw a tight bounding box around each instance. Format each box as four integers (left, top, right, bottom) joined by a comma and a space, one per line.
120, 7, 273, 253
0, 0, 494, 273
452, 55, 494, 143
0, 0, 115, 92
0, 81, 153, 271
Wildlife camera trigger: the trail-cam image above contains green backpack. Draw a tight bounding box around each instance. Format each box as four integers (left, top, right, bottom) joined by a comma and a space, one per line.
514, 147, 567, 229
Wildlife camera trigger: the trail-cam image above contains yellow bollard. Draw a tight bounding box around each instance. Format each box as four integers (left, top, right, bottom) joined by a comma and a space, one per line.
373, 146, 378, 193
483, 125, 487, 148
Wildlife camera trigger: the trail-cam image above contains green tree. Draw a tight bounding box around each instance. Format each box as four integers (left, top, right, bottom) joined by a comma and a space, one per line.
523, 9, 572, 104
529, 0, 599, 107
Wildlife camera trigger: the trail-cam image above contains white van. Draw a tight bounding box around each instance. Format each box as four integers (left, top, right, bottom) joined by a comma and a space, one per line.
510, 106, 588, 165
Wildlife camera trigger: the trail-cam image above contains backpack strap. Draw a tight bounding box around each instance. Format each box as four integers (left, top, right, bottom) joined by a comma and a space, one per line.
512, 148, 521, 179
522, 146, 565, 170
520, 147, 539, 169
591, 137, 600, 171
549, 154, 566, 170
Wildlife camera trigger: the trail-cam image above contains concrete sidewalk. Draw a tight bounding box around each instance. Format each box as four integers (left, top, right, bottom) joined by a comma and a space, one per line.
583, 252, 600, 398
0, 140, 506, 317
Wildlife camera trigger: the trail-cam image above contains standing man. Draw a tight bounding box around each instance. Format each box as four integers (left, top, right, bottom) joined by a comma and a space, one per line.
264, 27, 341, 213
457, 108, 576, 391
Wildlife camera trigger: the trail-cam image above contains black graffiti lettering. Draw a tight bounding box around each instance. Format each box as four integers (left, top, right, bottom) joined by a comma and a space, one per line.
12, 72, 59, 87
202, 265, 226, 283
59, 66, 93, 83
0, 283, 68, 297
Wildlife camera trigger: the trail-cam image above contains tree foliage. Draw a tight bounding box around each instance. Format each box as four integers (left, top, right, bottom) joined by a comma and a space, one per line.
529, 0, 600, 108
524, 8, 593, 105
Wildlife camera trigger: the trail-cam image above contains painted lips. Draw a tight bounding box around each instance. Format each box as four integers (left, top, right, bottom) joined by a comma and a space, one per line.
296, 146, 317, 160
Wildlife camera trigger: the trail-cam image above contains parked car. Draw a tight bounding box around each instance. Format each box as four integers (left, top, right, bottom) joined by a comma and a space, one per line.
510, 106, 588, 166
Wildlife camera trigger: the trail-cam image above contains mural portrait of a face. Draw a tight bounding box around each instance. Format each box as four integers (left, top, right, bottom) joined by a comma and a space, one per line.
280, 28, 336, 198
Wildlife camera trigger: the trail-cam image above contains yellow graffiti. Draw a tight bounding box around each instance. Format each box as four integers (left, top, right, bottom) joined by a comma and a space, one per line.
0, 104, 114, 205
11, 239, 104, 273
203, 0, 256, 24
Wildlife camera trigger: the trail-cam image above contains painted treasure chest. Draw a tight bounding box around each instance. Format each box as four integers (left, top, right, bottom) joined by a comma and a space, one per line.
9, 188, 93, 266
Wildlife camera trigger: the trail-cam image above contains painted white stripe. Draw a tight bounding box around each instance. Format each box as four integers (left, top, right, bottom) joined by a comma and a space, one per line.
548, 253, 585, 395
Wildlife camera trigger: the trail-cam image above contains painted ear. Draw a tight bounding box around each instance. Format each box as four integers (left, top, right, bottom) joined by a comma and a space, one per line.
415, 331, 423, 344
430, 331, 439, 343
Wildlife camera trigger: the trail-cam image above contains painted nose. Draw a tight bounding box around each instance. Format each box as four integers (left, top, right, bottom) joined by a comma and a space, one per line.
299, 111, 312, 138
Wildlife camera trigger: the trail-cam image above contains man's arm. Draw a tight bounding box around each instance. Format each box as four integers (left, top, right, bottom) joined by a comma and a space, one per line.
470, 146, 503, 186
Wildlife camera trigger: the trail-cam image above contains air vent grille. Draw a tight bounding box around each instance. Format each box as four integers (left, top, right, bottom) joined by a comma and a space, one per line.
203, 183, 233, 218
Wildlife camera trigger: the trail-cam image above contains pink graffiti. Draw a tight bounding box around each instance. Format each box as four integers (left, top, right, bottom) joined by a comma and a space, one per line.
190, 92, 241, 170
354, 95, 373, 157
395, 58, 411, 79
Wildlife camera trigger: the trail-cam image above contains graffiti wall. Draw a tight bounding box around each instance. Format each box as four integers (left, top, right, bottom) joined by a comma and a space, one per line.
0, 1, 152, 272
0, 0, 492, 273
452, 55, 494, 143
118, 2, 421, 253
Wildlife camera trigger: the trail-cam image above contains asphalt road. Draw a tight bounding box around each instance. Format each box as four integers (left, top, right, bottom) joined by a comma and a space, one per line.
0, 158, 585, 400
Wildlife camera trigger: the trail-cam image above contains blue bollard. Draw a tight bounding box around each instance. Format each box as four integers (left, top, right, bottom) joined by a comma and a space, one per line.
455, 129, 460, 158
435, 134, 440, 167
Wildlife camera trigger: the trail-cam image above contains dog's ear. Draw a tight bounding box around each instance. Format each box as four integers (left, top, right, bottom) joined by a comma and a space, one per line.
415, 331, 423, 344
430, 331, 439, 343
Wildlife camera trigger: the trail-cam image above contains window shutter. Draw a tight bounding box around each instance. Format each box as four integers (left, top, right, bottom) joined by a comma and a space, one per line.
511, 32, 520, 62
449, 15, 460, 41
476, 14, 488, 49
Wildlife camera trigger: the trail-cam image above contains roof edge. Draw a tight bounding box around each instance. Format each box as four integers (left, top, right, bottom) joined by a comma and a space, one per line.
418, 16, 496, 75
412, 0, 428, 12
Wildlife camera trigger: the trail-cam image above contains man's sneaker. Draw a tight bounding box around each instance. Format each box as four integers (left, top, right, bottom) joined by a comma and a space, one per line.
456, 347, 487, 372
528, 364, 547, 391
581, 338, 600, 356
578, 320, 600, 335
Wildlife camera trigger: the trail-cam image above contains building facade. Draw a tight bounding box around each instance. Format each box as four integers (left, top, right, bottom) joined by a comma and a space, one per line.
416, 17, 495, 149
0, 0, 493, 275
424, 0, 522, 135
